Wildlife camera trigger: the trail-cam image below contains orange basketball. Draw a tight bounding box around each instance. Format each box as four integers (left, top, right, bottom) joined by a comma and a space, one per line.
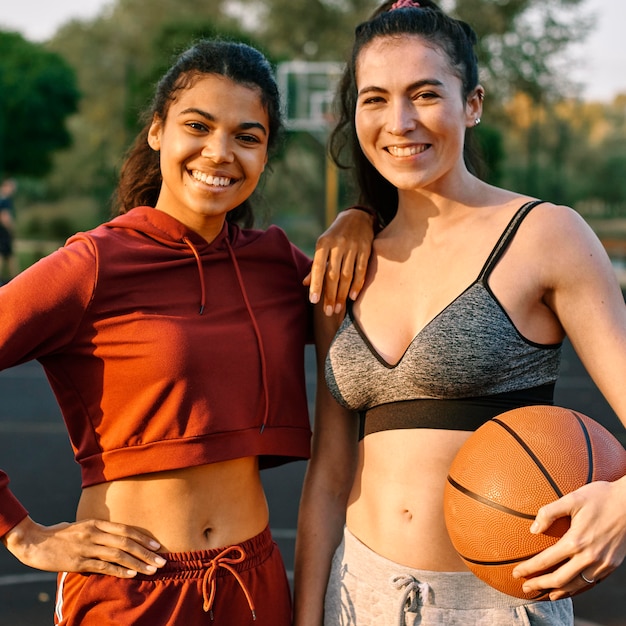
443, 405, 626, 600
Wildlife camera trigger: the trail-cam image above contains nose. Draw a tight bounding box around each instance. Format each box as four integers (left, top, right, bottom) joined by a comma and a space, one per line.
201, 132, 234, 163
388, 98, 417, 135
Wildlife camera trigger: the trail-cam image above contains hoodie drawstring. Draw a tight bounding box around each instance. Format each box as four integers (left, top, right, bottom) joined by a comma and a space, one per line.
183, 236, 207, 315
182, 235, 270, 433
225, 238, 270, 433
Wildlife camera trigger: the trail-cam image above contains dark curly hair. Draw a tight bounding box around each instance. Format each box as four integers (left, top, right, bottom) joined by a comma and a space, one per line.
114, 39, 283, 227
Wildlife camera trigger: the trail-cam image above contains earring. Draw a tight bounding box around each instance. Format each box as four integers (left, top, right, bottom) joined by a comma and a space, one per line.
474, 118, 481, 126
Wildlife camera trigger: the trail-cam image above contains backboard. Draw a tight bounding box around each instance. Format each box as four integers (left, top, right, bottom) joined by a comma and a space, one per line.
276, 60, 344, 135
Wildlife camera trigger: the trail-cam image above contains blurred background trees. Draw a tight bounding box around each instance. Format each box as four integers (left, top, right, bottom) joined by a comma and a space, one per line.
0, 32, 78, 178
1, 0, 625, 261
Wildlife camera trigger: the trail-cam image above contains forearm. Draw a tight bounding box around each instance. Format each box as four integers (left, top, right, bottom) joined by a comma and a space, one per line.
293, 470, 350, 626
296, 304, 358, 624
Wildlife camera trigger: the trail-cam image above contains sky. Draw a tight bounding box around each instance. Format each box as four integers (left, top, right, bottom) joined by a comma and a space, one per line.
0, 0, 624, 102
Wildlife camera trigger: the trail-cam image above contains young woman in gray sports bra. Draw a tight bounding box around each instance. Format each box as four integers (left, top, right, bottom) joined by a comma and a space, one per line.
294, 2, 626, 625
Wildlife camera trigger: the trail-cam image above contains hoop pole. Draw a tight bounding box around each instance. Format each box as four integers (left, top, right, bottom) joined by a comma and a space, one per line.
325, 155, 339, 227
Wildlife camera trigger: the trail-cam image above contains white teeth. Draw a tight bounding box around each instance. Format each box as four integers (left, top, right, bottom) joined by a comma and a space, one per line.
191, 171, 232, 186
387, 144, 428, 157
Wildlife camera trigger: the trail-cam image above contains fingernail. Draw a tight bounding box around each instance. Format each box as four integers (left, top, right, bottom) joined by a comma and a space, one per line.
149, 540, 161, 549
154, 556, 167, 566
310, 292, 320, 304
530, 522, 539, 534
325, 305, 333, 316
126, 570, 138, 577
145, 565, 157, 574
334, 303, 343, 314
349, 291, 358, 301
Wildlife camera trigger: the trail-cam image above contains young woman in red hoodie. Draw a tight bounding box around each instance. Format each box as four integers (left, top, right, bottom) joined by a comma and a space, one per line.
0, 39, 374, 625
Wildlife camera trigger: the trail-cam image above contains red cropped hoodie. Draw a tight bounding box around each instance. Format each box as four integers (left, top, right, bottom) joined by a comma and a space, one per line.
0, 207, 313, 535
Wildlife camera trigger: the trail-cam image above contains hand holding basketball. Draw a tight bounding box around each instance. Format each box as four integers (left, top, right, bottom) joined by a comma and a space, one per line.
512, 477, 626, 599
443, 405, 626, 600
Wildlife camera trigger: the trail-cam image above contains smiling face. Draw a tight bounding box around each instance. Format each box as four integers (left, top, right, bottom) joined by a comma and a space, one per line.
147, 73, 269, 241
354, 35, 481, 194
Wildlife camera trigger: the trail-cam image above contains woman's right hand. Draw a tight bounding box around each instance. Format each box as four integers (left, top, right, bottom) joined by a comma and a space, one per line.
2, 516, 167, 577
305, 208, 375, 315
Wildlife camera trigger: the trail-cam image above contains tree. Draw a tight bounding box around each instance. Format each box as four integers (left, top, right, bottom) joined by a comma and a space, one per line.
450, 0, 593, 103
234, 0, 375, 61
0, 31, 79, 177
31, 0, 607, 235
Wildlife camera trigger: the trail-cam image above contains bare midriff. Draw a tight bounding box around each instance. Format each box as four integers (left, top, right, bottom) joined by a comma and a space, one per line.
76, 457, 269, 553
346, 428, 474, 571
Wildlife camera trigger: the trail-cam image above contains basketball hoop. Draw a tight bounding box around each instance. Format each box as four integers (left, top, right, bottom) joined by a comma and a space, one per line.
277, 60, 345, 225
276, 60, 344, 136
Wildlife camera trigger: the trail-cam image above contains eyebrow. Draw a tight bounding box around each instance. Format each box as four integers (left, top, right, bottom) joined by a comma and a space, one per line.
358, 78, 444, 97
178, 107, 268, 135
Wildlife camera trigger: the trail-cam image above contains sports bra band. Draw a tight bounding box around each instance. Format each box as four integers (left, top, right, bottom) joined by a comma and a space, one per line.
358, 383, 555, 440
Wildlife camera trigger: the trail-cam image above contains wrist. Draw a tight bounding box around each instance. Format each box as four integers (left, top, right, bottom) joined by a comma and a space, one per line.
344, 205, 382, 234
2, 516, 34, 552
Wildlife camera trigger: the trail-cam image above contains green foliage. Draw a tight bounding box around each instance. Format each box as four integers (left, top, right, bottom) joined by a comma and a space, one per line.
474, 124, 504, 185
236, 0, 376, 61
8, 0, 626, 253
451, 0, 592, 102
0, 31, 79, 177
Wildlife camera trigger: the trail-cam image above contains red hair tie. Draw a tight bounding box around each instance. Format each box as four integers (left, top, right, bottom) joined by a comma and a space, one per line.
391, 0, 421, 9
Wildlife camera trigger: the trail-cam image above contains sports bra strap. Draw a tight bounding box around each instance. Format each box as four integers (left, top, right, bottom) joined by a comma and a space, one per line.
477, 200, 545, 282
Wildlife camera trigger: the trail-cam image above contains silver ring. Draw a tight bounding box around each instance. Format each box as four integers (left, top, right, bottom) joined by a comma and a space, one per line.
580, 572, 595, 584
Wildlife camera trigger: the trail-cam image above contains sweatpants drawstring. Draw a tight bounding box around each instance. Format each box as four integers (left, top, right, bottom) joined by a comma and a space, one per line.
202, 545, 256, 620
390, 574, 429, 626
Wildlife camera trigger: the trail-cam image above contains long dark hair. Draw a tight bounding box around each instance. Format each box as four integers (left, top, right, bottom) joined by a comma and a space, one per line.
330, 0, 483, 226
114, 39, 283, 227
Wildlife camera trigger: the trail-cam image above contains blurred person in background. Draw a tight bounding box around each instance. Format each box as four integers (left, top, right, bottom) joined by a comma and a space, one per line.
0, 177, 18, 282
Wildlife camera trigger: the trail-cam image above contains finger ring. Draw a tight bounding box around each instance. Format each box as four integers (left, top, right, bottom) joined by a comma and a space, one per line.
580, 572, 595, 584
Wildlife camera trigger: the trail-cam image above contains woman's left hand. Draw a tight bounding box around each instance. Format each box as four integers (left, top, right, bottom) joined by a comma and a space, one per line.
304, 208, 375, 316
512, 478, 626, 600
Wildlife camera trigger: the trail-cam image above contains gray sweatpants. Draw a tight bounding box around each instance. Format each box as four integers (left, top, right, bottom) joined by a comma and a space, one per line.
324, 527, 573, 626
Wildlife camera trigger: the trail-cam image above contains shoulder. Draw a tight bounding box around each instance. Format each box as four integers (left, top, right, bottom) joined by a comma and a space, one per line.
234, 224, 312, 267
520, 201, 603, 253
234, 223, 291, 247
518, 201, 613, 287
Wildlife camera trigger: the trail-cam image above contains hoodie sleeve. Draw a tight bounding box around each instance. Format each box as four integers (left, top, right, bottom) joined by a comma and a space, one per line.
0, 236, 96, 368
0, 236, 96, 534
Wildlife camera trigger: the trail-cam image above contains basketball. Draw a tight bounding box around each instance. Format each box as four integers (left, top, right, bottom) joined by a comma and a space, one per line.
443, 405, 626, 600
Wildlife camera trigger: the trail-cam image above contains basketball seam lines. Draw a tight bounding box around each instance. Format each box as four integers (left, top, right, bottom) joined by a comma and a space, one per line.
446, 475, 535, 520
492, 418, 565, 498
572, 411, 594, 483
456, 551, 538, 566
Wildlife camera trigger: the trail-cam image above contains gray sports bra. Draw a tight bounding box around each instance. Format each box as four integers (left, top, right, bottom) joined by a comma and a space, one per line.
325, 201, 562, 438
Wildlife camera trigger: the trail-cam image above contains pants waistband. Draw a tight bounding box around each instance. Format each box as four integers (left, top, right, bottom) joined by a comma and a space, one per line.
342, 526, 531, 609
136, 524, 274, 581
